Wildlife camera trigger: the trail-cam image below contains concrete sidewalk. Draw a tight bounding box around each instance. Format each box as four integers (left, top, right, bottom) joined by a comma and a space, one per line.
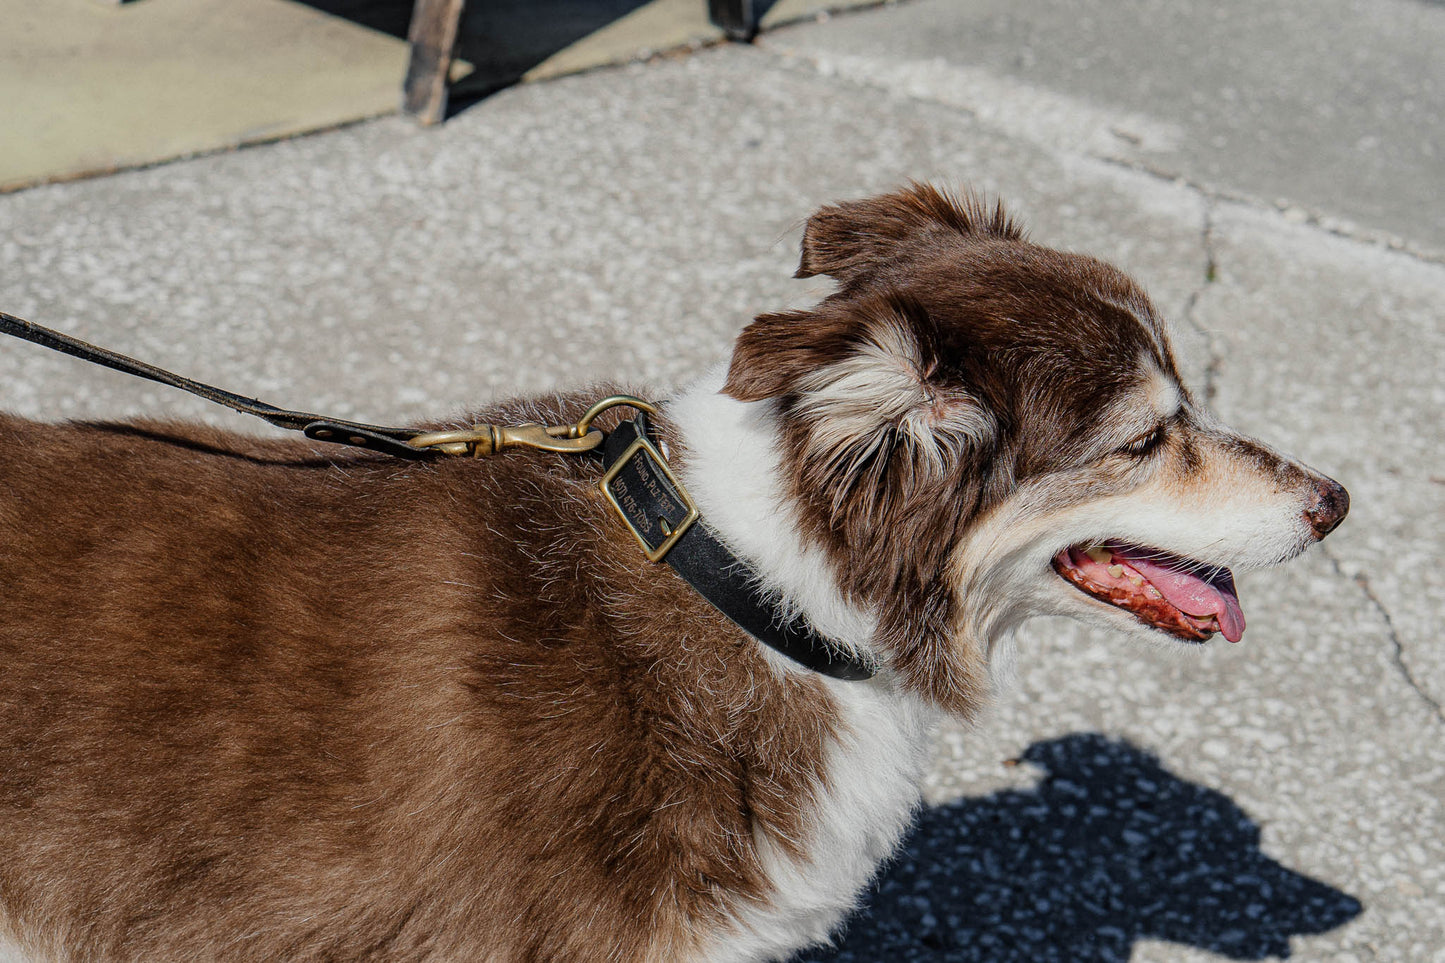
0, 1, 1441, 959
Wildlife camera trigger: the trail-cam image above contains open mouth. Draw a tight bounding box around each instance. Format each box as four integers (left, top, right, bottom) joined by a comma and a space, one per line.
1051, 542, 1245, 643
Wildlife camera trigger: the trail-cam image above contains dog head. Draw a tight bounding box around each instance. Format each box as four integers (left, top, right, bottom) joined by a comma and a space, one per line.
724, 185, 1347, 714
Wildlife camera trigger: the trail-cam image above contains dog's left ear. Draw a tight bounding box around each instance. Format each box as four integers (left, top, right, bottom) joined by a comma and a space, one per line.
727, 292, 998, 715
795, 183, 1020, 284
721, 305, 856, 404
724, 290, 996, 489
725, 291, 994, 446
728, 292, 997, 715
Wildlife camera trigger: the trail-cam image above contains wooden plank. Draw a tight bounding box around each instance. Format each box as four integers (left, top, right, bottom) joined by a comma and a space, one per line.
402, 0, 466, 125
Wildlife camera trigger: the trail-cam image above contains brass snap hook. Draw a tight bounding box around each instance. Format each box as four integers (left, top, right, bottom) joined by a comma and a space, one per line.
405, 394, 657, 458
407, 423, 603, 457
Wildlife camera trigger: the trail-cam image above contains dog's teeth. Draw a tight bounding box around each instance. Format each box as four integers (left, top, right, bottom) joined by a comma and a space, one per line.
1146, 585, 1162, 599
1107, 564, 1125, 578
1128, 574, 1145, 586
1086, 546, 1112, 565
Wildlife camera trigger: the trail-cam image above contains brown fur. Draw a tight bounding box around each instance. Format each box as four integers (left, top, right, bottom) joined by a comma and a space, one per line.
0, 401, 833, 962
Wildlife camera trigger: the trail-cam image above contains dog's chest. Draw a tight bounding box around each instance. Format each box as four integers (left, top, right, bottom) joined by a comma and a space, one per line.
702, 681, 937, 963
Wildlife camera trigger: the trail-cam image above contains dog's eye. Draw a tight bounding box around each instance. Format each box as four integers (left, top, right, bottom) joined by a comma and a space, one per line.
1119, 425, 1166, 457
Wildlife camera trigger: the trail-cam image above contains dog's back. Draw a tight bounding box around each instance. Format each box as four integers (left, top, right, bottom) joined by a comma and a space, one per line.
0, 404, 842, 962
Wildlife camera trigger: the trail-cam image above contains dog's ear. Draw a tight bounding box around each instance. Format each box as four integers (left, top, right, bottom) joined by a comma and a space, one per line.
721, 307, 856, 403
795, 183, 1020, 283
724, 292, 995, 458
790, 298, 997, 716
787, 294, 997, 523
728, 292, 998, 715
726, 291, 996, 532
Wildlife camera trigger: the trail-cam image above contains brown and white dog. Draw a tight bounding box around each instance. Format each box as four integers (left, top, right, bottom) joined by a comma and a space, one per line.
0, 186, 1346, 962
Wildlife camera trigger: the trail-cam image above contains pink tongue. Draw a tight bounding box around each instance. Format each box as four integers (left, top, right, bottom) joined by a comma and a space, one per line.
1110, 545, 1246, 642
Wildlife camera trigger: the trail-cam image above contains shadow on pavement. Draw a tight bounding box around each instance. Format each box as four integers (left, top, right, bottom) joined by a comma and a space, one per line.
792, 733, 1361, 962
295, 0, 650, 110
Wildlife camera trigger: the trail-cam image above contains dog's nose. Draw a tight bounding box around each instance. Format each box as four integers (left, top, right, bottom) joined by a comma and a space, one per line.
1305, 476, 1349, 539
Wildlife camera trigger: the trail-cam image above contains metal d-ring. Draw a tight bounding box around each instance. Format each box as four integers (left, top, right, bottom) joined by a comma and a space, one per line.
571, 395, 658, 439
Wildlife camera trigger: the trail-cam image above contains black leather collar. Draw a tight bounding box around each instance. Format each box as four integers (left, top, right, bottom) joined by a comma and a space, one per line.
599, 415, 877, 682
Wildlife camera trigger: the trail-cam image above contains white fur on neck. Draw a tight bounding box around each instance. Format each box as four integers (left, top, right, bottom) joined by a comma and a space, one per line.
667, 367, 940, 961
666, 365, 878, 659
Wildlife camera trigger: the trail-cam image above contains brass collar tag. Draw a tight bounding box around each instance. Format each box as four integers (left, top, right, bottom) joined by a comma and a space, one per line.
600, 429, 700, 563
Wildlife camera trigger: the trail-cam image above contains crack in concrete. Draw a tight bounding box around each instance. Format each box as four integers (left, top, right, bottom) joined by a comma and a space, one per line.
1176, 196, 1224, 407
750, 38, 1445, 269
1322, 546, 1445, 724
1091, 154, 1445, 269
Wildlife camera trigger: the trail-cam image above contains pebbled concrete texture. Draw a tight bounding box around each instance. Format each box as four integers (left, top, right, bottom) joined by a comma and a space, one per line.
763, 0, 1445, 259
0, 47, 1210, 426
0, 6, 1442, 961
1199, 204, 1445, 720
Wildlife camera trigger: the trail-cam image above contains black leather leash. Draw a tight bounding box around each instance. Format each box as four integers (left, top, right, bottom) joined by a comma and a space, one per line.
0, 310, 876, 681
0, 310, 436, 460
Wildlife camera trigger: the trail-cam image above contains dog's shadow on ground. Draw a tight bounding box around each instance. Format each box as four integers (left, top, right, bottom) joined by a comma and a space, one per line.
791, 733, 1361, 963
